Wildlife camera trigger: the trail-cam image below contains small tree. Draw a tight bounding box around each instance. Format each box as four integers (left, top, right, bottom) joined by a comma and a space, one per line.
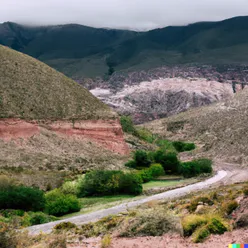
134, 150, 151, 168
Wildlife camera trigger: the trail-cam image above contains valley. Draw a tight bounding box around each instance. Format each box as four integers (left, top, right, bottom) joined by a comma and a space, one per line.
0, 14, 248, 248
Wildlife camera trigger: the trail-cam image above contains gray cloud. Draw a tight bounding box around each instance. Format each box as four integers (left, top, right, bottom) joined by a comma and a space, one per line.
1, 0, 248, 30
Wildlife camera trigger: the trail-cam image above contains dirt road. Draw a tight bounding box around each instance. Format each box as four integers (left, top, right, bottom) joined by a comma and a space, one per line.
28, 170, 228, 235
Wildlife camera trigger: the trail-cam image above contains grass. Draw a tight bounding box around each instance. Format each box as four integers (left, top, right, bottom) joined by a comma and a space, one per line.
142, 180, 184, 190
60, 195, 143, 219
0, 45, 114, 120
60, 179, 190, 219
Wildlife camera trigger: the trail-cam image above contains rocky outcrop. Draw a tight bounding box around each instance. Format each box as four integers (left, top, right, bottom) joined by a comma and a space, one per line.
90, 78, 233, 124
0, 119, 129, 155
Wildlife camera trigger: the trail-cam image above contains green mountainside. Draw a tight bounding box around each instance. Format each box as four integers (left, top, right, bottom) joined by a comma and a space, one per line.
0, 45, 114, 120
1, 16, 248, 77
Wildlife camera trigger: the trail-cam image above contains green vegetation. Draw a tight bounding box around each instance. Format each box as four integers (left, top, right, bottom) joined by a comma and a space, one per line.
182, 214, 228, 243
221, 200, 238, 215
79, 170, 142, 196
148, 164, 165, 178
0, 184, 45, 212
45, 189, 81, 216
2, 17, 248, 77
172, 141, 196, 152
180, 159, 213, 178
120, 116, 139, 136
54, 222, 77, 231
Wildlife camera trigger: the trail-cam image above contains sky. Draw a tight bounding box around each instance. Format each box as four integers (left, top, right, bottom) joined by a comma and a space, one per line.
1, 0, 248, 30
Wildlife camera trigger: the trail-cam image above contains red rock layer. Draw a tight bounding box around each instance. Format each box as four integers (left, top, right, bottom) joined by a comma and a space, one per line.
0, 119, 129, 155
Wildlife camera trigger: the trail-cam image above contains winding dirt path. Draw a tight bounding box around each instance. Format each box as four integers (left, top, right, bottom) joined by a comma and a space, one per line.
28, 170, 228, 235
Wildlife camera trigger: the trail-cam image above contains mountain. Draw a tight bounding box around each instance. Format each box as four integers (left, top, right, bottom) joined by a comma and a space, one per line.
143, 86, 248, 165
1, 16, 248, 78
0, 45, 129, 189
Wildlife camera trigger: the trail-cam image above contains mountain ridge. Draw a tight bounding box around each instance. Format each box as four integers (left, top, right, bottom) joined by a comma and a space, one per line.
1, 16, 248, 78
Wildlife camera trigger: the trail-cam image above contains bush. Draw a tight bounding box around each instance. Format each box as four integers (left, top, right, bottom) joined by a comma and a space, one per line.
154, 151, 180, 173
149, 164, 165, 178
138, 169, 153, 183
134, 150, 151, 168
79, 170, 142, 196
183, 214, 229, 243
195, 159, 213, 174
207, 217, 227, 234
119, 208, 182, 237
180, 161, 201, 178
182, 215, 208, 236
45, 189, 81, 216
172, 141, 196, 152
61, 180, 80, 196
192, 225, 210, 243
136, 128, 157, 143
180, 159, 212, 178
120, 116, 138, 136
222, 200, 238, 215
0, 185, 45, 211
119, 173, 143, 195
29, 212, 58, 226
54, 222, 77, 231
125, 160, 137, 169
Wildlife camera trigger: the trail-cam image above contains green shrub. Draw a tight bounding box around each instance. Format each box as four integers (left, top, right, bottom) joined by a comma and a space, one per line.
182, 215, 208, 236
125, 160, 137, 169
119, 173, 143, 195
134, 150, 151, 168
45, 189, 81, 217
120, 116, 138, 136
0, 185, 45, 211
154, 151, 180, 173
180, 161, 200, 178
192, 225, 210, 243
53, 222, 77, 231
172, 141, 196, 152
79, 170, 142, 196
181, 159, 212, 178
207, 218, 228, 234
29, 212, 58, 226
0, 209, 25, 218
138, 169, 153, 183
61, 180, 80, 196
195, 159, 213, 174
149, 164, 165, 178
222, 200, 238, 215
136, 128, 157, 143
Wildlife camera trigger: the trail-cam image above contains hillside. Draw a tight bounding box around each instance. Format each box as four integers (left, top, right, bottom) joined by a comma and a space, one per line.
1, 16, 248, 77
0, 45, 114, 120
0, 46, 129, 188
143, 87, 248, 164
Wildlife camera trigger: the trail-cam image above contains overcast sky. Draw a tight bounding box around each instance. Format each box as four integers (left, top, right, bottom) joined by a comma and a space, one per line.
1, 0, 248, 30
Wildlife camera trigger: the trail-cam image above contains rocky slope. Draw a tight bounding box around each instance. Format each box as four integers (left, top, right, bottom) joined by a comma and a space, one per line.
0, 45, 129, 188
90, 77, 233, 123
143, 86, 248, 164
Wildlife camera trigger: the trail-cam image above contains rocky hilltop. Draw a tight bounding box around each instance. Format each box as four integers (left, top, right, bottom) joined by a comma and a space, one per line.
0, 45, 129, 188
